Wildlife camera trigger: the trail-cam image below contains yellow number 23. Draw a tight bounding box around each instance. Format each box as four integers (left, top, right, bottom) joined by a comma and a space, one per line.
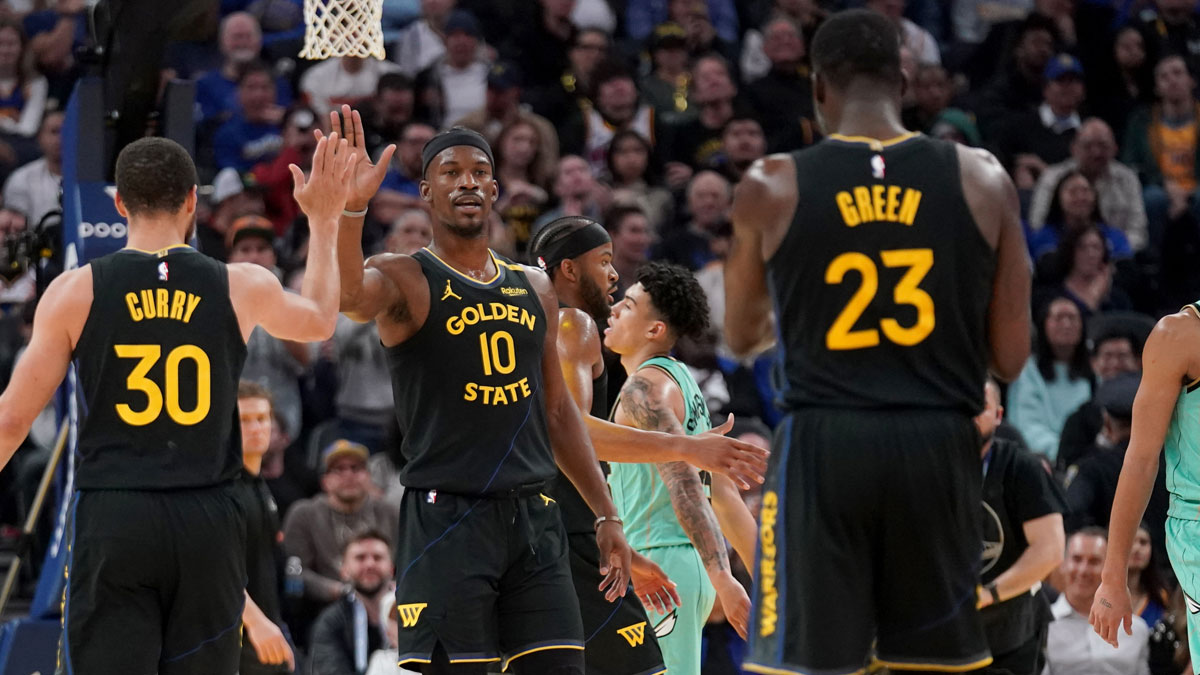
114, 344, 212, 426
824, 248, 935, 351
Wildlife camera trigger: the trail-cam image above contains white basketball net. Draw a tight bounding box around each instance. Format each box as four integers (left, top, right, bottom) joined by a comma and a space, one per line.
300, 0, 385, 61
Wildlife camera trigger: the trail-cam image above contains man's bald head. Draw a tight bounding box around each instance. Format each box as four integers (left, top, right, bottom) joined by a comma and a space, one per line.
220, 12, 262, 64
1072, 117, 1116, 179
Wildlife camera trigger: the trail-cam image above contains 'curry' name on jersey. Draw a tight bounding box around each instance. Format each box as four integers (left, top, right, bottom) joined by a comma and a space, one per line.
124, 288, 203, 323
834, 185, 923, 227
443, 300, 539, 407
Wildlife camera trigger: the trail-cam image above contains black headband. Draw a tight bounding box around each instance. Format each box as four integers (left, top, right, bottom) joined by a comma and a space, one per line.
421, 128, 495, 177
534, 220, 612, 271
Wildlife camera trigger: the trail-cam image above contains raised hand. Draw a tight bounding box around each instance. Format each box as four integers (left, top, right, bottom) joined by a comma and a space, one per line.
289, 132, 357, 229
686, 414, 770, 489
325, 104, 398, 211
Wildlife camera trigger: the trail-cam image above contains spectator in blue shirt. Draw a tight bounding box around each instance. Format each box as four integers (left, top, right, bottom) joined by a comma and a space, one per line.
195, 12, 292, 124
627, 0, 740, 45
213, 62, 284, 172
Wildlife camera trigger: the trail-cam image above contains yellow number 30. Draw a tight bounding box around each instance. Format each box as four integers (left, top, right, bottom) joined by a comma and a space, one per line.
114, 344, 212, 426
824, 248, 935, 351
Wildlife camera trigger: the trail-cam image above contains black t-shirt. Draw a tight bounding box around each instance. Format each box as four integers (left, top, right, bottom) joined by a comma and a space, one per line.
238, 469, 287, 672
980, 438, 1066, 654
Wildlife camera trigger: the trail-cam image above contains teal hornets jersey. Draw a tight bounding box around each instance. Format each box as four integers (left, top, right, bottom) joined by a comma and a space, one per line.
1167, 313, 1200, 520
608, 356, 712, 550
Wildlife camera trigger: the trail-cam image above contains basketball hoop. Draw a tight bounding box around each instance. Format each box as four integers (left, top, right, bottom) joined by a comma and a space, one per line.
299, 0, 386, 61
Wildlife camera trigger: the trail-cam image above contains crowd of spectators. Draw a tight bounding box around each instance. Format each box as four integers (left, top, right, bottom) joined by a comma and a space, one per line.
0, 0, 1198, 672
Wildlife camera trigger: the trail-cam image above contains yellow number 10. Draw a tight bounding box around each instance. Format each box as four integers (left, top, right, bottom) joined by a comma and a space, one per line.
824, 248, 935, 351
114, 344, 212, 426
479, 331, 516, 376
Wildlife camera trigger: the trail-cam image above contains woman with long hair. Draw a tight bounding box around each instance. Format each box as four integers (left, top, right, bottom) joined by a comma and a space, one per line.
1130, 523, 1169, 627
604, 129, 673, 232
492, 118, 551, 251
1006, 296, 1093, 462
1029, 170, 1131, 264
1041, 224, 1132, 320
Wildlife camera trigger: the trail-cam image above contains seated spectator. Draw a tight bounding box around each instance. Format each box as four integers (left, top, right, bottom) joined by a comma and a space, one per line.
1044, 527, 1150, 674
865, 0, 940, 65
928, 107, 982, 146
359, 73, 415, 158
383, 208, 433, 256
452, 61, 559, 185
1007, 296, 1093, 462
967, 14, 1056, 141
627, 0, 739, 45
492, 118, 551, 249
195, 13, 292, 124
1057, 314, 1149, 472
308, 528, 394, 675
1090, 26, 1154, 148
199, 167, 268, 260
674, 0, 739, 66
23, 0, 86, 101
603, 204, 653, 299
901, 63, 952, 135
502, 0, 576, 96
2, 108, 61, 227
655, 170, 731, 271
711, 114, 766, 184
640, 23, 692, 119
531, 154, 605, 239
213, 62, 285, 172
1028, 171, 1132, 264
300, 56, 403, 115
1128, 523, 1169, 628
664, 54, 741, 188
739, 0, 824, 82
994, 53, 1086, 180
414, 10, 489, 128
365, 593, 419, 675
1132, 0, 1200, 83
328, 314, 395, 455
0, 19, 47, 142
1028, 119, 1148, 252
390, 0, 456, 78
575, 60, 659, 176
376, 121, 436, 217
523, 28, 608, 138
282, 441, 399, 608
251, 105, 321, 236
605, 129, 673, 233
1063, 372, 1137, 531
744, 14, 818, 153
1124, 54, 1200, 253
1042, 225, 1133, 321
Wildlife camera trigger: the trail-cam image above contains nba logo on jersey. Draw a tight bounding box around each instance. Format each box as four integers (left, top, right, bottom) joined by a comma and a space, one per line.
157, 262, 169, 281
871, 154, 885, 179
537, 256, 547, 270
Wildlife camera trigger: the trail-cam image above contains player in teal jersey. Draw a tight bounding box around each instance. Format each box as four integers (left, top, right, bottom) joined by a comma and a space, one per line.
1091, 301, 1200, 662
603, 262, 758, 674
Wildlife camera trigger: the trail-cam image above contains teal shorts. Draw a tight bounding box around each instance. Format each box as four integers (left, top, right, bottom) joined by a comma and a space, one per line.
641, 544, 716, 674
1166, 517, 1200, 665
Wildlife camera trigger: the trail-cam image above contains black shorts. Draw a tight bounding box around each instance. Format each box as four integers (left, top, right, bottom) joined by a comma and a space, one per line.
59, 483, 247, 675
746, 408, 991, 675
393, 486, 584, 672
567, 532, 666, 675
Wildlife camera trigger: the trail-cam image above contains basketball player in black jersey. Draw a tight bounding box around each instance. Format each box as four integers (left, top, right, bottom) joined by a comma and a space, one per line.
725, 10, 1032, 675
0, 134, 355, 675
327, 106, 631, 675
529, 216, 770, 675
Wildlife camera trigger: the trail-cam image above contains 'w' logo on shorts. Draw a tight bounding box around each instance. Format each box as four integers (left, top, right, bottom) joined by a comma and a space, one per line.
398, 603, 428, 628
617, 621, 647, 647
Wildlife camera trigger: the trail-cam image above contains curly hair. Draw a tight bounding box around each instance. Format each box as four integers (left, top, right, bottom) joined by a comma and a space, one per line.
637, 262, 710, 340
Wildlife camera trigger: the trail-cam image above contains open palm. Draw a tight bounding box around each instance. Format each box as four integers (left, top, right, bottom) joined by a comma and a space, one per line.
323, 104, 398, 210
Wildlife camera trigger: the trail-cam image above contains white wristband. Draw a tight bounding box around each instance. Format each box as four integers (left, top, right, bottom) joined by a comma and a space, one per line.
342, 206, 368, 218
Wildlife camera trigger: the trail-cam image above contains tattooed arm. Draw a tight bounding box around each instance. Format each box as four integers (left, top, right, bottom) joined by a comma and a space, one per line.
614, 368, 751, 638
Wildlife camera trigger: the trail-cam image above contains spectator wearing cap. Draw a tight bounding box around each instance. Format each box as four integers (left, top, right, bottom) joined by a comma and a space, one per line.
994, 53, 1087, 190
1, 108, 61, 228
389, 0, 458, 78
929, 108, 983, 147
282, 440, 399, 609
229, 214, 315, 443
452, 60, 560, 184
251, 105, 322, 236
213, 61, 285, 172
194, 13, 293, 124
1057, 313, 1152, 474
1124, 54, 1200, 253
201, 167, 268, 261
1063, 373, 1146, 532
571, 60, 659, 175
414, 9, 490, 129
744, 14, 817, 153
639, 22, 692, 119
1028, 118, 1148, 252
300, 54, 403, 116
360, 73, 415, 158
